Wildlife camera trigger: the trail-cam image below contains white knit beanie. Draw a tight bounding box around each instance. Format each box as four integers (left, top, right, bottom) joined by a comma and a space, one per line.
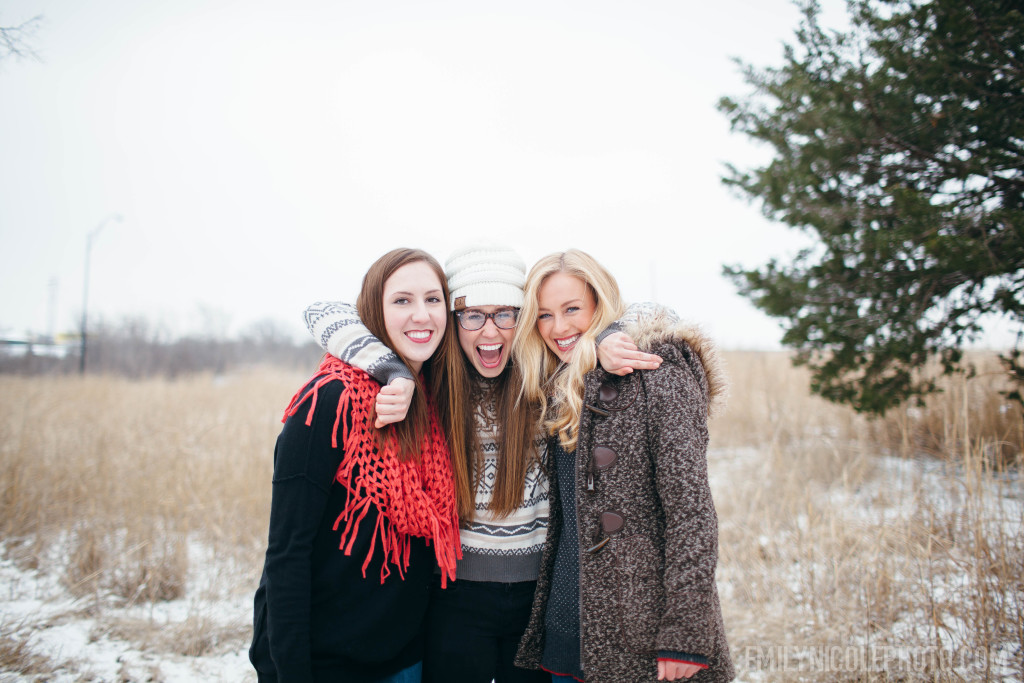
445, 243, 526, 311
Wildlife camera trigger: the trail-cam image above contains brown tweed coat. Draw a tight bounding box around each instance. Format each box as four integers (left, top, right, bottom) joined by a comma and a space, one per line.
515, 315, 734, 683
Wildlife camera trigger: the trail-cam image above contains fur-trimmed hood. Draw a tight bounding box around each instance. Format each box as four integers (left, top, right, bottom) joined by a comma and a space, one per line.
623, 308, 728, 419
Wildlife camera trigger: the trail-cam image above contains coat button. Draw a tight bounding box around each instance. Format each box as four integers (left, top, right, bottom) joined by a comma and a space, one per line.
593, 445, 617, 470
600, 511, 625, 534
598, 382, 618, 402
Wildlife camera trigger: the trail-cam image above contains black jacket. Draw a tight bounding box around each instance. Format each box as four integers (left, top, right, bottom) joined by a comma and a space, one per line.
249, 378, 433, 683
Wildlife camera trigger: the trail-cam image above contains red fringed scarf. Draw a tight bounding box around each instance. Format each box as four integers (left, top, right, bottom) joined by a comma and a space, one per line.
282, 356, 461, 586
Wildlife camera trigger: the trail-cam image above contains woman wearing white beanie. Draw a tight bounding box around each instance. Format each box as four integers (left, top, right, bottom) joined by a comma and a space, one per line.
302, 243, 664, 683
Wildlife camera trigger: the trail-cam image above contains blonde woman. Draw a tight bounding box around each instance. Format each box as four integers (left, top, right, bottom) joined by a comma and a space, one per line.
513, 250, 733, 683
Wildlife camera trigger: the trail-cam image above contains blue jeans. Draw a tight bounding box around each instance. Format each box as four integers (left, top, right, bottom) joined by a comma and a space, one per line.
551, 675, 581, 682
377, 661, 422, 683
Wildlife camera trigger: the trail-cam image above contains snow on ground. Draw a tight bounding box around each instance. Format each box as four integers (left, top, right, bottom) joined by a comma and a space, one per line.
2, 447, 1020, 681
0, 538, 254, 682
707, 445, 1023, 682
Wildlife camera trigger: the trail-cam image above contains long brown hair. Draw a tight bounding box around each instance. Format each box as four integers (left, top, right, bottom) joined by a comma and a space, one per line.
445, 349, 540, 522
356, 248, 456, 462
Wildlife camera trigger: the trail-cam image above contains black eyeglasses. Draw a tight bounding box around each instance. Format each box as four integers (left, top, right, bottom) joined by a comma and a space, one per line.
455, 308, 520, 331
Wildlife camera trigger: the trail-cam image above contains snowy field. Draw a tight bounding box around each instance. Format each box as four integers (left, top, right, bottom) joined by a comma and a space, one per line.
2, 444, 1021, 682
2, 360, 1022, 682
1, 538, 254, 682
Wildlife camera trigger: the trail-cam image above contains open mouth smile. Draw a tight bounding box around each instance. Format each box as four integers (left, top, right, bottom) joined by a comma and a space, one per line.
555, 334, 580, 351
476, 342, 504, 368
406, 330, 434, 343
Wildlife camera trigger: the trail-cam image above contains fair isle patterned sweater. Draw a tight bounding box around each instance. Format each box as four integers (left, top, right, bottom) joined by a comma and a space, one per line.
459, 375, 549, 582
303, 301, 550, 583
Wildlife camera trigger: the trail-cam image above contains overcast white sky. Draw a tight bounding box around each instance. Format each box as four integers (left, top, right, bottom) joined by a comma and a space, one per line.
2, 0, 955, 351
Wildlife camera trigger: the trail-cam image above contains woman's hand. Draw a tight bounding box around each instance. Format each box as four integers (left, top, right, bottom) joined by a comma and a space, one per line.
597, 332, 662, 375
658, 660, 703, 680
375, 378, 415, 428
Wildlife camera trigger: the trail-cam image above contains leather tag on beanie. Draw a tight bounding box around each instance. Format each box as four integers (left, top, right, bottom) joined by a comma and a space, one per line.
454, 296, 466, 310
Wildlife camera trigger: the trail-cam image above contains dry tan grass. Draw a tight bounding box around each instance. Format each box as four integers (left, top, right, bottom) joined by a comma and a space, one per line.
0, 617, 51, 677
710, 351, 1023, 681
103, 614, 253, 657
1, 367, 296, 549
1, 356, 1021, 680
0, 367, 303, 664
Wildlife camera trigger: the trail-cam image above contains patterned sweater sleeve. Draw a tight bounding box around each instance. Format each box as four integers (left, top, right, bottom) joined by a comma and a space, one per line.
303, 301, 414, 385
596, 302, 681, 345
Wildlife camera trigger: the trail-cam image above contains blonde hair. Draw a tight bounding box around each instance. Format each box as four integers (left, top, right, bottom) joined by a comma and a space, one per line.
513, 250, 625, 450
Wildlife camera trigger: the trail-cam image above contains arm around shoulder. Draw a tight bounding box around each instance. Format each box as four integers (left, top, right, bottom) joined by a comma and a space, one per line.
303, 301, 413, 386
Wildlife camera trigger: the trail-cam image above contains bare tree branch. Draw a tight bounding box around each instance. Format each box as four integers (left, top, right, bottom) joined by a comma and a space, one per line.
0, 15, 42, 62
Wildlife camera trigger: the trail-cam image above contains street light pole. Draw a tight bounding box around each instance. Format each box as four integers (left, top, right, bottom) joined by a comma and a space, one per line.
80, 214, 122, 374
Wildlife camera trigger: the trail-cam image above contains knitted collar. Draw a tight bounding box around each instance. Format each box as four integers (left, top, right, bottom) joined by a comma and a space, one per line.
283, 355, 461, 585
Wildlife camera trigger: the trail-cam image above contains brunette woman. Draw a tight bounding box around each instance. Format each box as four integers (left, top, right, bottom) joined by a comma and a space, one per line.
512, 250, 734, 683
249, 248, 461, 683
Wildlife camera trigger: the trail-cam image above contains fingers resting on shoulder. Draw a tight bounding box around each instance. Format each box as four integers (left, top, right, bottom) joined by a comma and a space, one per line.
597, 331, 663, 376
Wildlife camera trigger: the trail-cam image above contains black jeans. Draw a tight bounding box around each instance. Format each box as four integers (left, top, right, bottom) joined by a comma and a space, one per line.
423, 576, 548, 683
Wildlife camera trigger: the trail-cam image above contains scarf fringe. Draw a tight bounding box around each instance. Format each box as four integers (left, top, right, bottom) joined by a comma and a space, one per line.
286, 356, 460, 585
